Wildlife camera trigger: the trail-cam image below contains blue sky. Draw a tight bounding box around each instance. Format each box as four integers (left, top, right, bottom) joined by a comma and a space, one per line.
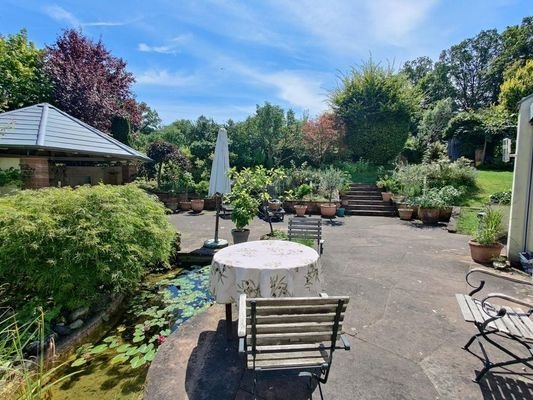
2, 1, 531, 124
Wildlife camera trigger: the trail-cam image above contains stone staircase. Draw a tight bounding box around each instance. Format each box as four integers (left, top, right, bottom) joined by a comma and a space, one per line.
343, 183, 397, 217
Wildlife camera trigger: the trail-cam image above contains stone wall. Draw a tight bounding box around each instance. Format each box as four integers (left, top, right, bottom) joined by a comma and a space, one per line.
20, 157, 50, 189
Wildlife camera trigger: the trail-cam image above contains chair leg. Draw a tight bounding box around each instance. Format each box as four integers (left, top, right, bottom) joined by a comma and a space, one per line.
252, 370, 257, 400
463, 328, 498, 350
475, 356, 533, 382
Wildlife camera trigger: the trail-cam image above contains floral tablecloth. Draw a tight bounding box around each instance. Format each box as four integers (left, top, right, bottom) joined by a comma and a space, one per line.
209, 240, 322, 303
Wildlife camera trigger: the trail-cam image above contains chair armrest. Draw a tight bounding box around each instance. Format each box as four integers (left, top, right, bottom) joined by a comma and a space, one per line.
339, 334, 351, 351
238, 294, 247, 338
319, 293, 329, 298
481, 292, 533, 312
466, 268, 533, 296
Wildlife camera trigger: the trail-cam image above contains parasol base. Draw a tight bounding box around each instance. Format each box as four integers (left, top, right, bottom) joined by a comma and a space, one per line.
203, 239, 229, 249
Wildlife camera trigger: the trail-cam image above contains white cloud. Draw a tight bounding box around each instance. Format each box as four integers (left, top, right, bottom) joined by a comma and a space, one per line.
135, 69, 197, 87
137, 34, 193, 54
42, 5, 137, 28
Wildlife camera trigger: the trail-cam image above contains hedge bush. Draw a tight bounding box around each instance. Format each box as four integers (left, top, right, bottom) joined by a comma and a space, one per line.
0, 184, 176, 313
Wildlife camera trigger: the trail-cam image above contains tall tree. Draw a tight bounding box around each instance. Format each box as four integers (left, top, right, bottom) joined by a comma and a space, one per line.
499, 59, 533, 113
146, 140, 189, 188
253, 102, 285, 167
0, 29, 51, 111
401, 56, 434, 86
44, 29, 141, 132
331, 60, 419, 164
302, 114, 344, 166
138, 102, 162, 134
440, 29, 502, 110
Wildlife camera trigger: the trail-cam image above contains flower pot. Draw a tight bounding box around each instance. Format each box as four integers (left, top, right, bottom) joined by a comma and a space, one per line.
232, 228, 250, 244
294, 204, 307, 217
180, 201, 192, 211
398, 208, 413, 221
469, 240, 504, 264
268, 200, 282, 211
166, 199, 178, 213
418, 207, 440, 224
336, 207, 345, 217
439, 206, 453, 222
320, 203, 337, 217
381, 192, 392, 202
191, 199, 204, 212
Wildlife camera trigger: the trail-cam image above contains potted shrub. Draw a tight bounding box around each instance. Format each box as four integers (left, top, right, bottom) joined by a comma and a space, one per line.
268, 199, 282, 211
318, 167, 346, 217
469, 207, 504, 264
179, 172, 194, 211
377, 176, 396, 202
191, 199, 204, 212
438, 186, 461, 222
398, 207, 413, 220
294, 204, 307, 217
413, 189, 442, 224
228, 191, 257, 244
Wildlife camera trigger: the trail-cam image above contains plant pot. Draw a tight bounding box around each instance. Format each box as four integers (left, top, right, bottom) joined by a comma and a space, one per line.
381, 192, 392, 202
439, 206, 453, 222
232, 229, 250, 244
166, 199, 178, 213
336, 207, 345, 217
180, 201, 192, 211
191, 199, 204, 212
294, 204, 307, 217
418, 207, 440, 224
469, 240, 504, 264
268, 201, 282, 211
398, 208, 413, 221
320, 203, 337, 217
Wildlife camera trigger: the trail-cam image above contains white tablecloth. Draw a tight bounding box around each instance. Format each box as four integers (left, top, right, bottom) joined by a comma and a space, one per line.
209, 240, 322, 303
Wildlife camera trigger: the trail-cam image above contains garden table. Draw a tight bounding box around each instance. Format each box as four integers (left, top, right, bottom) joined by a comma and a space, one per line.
209, 240, 322, 336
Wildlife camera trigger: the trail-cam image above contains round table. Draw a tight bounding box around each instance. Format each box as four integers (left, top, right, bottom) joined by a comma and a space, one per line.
209, 240, 322, 305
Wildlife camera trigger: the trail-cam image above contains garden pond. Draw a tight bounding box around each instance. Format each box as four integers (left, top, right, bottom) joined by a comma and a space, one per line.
50, 266, 212, 399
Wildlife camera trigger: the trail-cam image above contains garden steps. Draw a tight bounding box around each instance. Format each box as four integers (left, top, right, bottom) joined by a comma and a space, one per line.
342, 183, 396, 217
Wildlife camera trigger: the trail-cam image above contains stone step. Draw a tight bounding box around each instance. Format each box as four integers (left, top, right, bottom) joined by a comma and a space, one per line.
344, 195, 384, 201
350, 184, 378, 190
346, 204, 396, 211
346, 209, 397, 217
347, 199, 391, 205
345, 190, 382, 196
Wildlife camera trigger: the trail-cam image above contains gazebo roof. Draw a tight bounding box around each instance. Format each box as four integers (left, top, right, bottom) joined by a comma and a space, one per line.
0, 103, 150, 162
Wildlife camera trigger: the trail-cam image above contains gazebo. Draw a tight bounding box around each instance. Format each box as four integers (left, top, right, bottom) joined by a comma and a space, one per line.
0, 103, 150, 189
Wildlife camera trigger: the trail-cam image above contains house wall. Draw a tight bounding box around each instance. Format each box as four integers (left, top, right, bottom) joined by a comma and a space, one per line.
20, 157, 50, 189
63, 166, 123, 187
507, 95, 533, 264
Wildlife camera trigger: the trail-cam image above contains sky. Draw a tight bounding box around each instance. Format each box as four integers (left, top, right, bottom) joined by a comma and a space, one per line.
1, 0, 531, 124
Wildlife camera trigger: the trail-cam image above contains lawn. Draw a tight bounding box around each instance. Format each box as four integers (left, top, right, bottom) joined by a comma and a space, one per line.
457, 170, 514, 235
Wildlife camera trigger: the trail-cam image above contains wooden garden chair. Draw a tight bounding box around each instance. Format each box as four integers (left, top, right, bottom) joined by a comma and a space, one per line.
288, 217, 324, 255
456, 267, 533, 382
238, 293, 350, 399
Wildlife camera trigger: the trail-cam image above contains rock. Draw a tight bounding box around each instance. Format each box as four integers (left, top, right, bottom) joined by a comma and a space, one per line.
69, 306, 90, 323
69, 319, 84, 330
101, 313, 110, 322
53, 323, 71, 336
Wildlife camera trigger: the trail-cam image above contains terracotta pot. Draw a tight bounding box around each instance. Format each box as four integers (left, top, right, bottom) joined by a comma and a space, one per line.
268, 201, 281, 210
418, 207, 440, 224
232, 229, 250, 244
412, 205, 419, 219
381, 192, 392, 202
294, 204, 307, 217
191, 199, 204, 212
320, 203, 337, 217
439, 207, 453, 222
469, 240, 504, 264
398, 208, 413, 221
180, 201, 192, 211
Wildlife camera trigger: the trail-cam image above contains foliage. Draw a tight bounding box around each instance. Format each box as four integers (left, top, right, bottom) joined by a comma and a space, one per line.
295, 184, 312, 199
490, 190, 512, 205
260, 229, 289, 241
226, 166, 286, 230
318, 167, 347, 203
331, 59, 419, 164
0, 184, 176, 314
422, 141, 448, 164
302, 113, 345, 166
411, 188, 443, 209
0, 29, 51, 112
499, 59, 533, 113
111, 115, 131, 146
0, 167, 32, 188
438, 185, 462, 207
376, 175, 397, 192
44, 29, 141, 132
138, 102, 162, 134
474, 207, 503, 245
146, 140, 190, 188
418, 98, 454, 143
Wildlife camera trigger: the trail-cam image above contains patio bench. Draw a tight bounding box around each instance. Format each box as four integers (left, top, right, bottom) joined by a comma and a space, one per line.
456, 267, 533, 382
288, 217, 324, 255
238, 293, 350, 399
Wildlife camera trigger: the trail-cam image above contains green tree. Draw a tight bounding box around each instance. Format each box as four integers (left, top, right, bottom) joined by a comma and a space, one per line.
499, 59, 533, 113
331, 60, 419, 164
418, 98, 454, 143
0, 29, 51, 111
139, 102, 162, 134
111, 115, 131, 145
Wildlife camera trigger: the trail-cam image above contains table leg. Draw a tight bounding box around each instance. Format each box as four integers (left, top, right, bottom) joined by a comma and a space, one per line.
225, 303, 232, 337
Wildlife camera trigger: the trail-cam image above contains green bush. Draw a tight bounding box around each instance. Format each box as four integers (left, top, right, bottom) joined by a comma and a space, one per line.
474, 207, 503, 245
0, 184, 176, 313
490, 190, 512, 205
295, 184, 312, 199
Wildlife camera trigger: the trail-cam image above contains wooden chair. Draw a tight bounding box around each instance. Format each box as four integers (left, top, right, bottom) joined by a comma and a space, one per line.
456, 267, 533, 382
238, 293, 350, 399
288, 217, 324, 255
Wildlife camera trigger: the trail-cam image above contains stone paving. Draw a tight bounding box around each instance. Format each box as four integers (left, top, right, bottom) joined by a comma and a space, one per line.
145, 212, 533, 400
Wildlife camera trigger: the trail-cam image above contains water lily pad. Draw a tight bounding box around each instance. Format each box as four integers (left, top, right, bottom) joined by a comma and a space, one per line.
117, 344, 132, 353
71, 357, 87, 367
103, 336, 116, 343
110, 353, 130, 365
132, 335, 144, 343
109, 340, 120, 349
144, 349, 156, 362
116, 325, 126, 333
130, 356, 147, 369
90, 344, 108, 354
126, 347, 140, 356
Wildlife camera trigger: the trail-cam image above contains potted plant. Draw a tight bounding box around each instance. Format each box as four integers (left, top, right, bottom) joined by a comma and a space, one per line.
412, 189, 442, 224
228, 191, 257, 244
294, 204, 308, 217
377, 175, 396, 202
398, 207, 413, 220
318, 167, 346, 217
268, 198, 282, 211
179, 172, 194, 211
191, 199, 204, 212
438, 186, 461, 222
469, 207, 504, 264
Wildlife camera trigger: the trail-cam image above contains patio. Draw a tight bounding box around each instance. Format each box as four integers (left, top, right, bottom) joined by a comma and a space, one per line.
145, 212, 533, 399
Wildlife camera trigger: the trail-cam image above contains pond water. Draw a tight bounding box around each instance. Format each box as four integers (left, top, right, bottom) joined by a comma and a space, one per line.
50, 266, 212, 400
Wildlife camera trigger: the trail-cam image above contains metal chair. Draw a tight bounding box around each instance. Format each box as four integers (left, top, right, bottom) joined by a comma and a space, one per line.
288, 217, 324, 255
456, 267, 533, 382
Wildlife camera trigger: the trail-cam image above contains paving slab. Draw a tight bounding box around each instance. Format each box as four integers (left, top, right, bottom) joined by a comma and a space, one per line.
146, 213, 533, 400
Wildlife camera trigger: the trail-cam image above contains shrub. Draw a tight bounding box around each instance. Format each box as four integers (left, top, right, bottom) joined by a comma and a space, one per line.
439, 186, 463, 207
490, 190, 512, 205
295, 184, 312, 199
318, 167, 348, 203
474, 207, 503, 245
411, 189, 443, 209
0, 184, 176, 314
